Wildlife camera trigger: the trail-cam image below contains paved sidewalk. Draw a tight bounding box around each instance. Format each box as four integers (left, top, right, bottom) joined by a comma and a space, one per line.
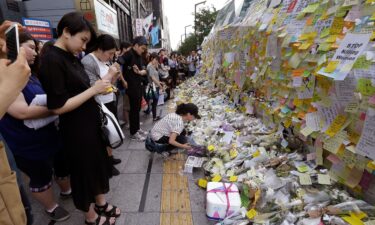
26, 103, 216, 225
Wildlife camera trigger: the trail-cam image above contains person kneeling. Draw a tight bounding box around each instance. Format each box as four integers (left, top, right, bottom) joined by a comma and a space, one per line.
147, 103, 200, 158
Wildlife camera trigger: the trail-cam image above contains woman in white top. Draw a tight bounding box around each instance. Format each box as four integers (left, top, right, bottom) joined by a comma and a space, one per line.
81, 34, 123, 177
150, 103, 200, 157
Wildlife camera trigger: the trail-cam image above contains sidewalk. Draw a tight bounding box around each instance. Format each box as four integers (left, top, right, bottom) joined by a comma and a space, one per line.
26, 102, 216, 225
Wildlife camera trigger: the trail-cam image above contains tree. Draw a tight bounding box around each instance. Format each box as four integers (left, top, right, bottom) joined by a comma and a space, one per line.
194, 6, 218, 47
178, 34, 197, 56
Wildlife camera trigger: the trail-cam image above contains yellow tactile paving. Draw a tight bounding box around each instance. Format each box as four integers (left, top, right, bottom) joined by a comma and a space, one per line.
160, 213, 193, 225
160, 153, 193, 225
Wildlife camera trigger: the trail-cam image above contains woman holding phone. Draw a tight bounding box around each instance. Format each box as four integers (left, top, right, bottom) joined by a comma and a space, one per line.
81, 34, 122, 177
39, 12, 120, 225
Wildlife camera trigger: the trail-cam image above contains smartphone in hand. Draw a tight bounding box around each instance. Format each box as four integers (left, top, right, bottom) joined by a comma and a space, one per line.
5, 23, 19, 62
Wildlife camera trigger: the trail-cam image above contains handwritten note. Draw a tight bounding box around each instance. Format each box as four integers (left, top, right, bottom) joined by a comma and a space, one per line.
318, 174, 331, 185
306, 112, 321, 131
325, 115, 347, 137
299, 173, 312, 185
324, 131, 348, 154
356, 108, 375, 160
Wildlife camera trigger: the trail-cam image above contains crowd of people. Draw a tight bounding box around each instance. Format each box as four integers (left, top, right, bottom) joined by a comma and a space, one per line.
0, 11, 201, 225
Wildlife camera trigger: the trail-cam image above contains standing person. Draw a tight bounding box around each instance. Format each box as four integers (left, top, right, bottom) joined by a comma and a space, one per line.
117, 41, 131, 129
0, 32, 71, 222
169, 52, 178, 88
81, 34, 122, 177
148, 103, 200, 157
0, 20, 32, 225
146, 53, 164, 121
186, 50, 198, 77
121, 36, 148, 141
39, 12, 120, 225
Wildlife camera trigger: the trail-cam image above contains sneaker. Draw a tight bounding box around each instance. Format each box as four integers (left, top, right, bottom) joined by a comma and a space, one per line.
60, 192, 72, 200
45, 206, 70, 222
138, 129, 148, 135
160, 151, 170, 158
130, 132, 146, 142
153, 116, 161, 121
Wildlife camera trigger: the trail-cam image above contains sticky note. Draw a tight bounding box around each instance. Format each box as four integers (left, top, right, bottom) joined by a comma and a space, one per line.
350, 211, 367, 220
320, 28, 330, 38
324, 61, 339, 73
299, 42, 313, 50
357, 78, 375, 96
230, 149, 238, 159
299, 173, 312, 185
318, 54, 327, 66
345, 102, 359, 113
252, 150, 261, 158
289, 53, 302, 69
300, 126, 314, 137
318, 174, 331, 185
353, 55, 371, 69
246, 209, 257, 219
229, 176, 238, 182
297, 165, 309, 173
212, 174, 222, 182
342, 216, 365, 225
198, 178, 208, 188
367, 161, 375, 170
303, 3, 320, 13
318, 43, 332, 52
365, 221, 375, 225
207, 145, 215, 152
325, 115, 347, 137
330, 17, 344, 34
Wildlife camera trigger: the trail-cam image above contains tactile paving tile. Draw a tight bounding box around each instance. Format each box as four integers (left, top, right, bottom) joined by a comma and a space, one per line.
160, 153, 193, 224
160, 213, 193, 225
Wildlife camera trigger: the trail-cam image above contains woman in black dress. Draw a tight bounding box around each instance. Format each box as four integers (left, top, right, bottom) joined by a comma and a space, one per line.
39, 12, 120, 225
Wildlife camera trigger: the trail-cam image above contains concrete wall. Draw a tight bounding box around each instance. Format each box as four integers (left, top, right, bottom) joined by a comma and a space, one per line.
23, 0, 75, 27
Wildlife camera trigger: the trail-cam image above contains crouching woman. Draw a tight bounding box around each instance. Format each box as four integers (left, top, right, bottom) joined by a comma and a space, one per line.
147, 103, 200, 157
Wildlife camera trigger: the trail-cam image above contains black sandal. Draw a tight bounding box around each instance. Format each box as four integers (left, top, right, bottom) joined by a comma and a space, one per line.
94, 202, 121, 218
85, 215, 115, 225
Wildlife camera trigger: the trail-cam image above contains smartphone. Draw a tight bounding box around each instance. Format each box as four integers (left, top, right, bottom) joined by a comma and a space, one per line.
5, 24, 20, 62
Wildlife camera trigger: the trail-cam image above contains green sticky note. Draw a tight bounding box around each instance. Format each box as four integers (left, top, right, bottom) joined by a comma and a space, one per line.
303, 3, 320, 13
353, 55, 371, 69
223, 61, 230, 68
303, 71, 311, 77
320, 28, 330, 38
297, 165, 309, 173
357, 78, 375, 96
318, 43, 331, 52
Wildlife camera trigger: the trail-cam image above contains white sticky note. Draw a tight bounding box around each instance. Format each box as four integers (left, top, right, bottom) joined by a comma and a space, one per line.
318, 174, 331, 185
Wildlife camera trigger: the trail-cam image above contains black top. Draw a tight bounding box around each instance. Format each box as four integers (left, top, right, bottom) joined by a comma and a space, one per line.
38, 45, 110, 212
121, 48, 145, 90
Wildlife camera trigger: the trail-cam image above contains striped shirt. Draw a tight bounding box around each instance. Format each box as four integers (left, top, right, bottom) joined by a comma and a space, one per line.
151, 113, 184, 141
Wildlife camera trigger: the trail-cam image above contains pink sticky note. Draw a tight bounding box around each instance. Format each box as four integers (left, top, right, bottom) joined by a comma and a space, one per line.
326, 154, 342, 165
360, 112, 366, 121
369, 95, 375, 105
359, 170, 373, 190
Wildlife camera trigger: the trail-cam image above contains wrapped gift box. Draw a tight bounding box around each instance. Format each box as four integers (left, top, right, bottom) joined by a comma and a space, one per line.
206, 182, 241, 220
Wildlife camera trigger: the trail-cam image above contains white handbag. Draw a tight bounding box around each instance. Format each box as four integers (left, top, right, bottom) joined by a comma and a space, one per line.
99, 103, 125, 149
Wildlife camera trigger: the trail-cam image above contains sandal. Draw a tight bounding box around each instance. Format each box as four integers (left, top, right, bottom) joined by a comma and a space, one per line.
85, 215, 115, 225
94, 202, 121, 218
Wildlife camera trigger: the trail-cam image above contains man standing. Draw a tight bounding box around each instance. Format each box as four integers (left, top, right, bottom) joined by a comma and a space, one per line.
121, 36, 148, 141
186, 50, 198, 77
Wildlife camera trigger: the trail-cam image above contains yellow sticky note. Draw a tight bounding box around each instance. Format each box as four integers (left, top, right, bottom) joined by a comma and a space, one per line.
302, 3, 320, 13
367, 161, 375, 170
330, 17, 344, 34
370, 12, 375, 21
246, 209, 257, 219
350, 211, 367, 220
325, 115, 347, 137
342, 216, 365, 225
230, 149, 238, 159
325, 35, 337, 43
229, 176, 238, 182
284, 119, 292, 128
252, 150, 261, 158
207, 145, 215, 152
320, 28, 330, 38
212, 174, 222, 182
299, 42, 313, 50
357, 78, 375, 96
198, 178, 208, 188
324, 61, 339, 73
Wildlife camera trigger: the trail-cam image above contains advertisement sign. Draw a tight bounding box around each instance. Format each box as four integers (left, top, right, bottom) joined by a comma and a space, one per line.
93, 0, 119, 38
22, 17, 53, 41
135, 18, 143, 36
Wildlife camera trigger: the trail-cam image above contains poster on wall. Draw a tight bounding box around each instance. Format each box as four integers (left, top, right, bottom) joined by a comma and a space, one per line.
22, 18, 53, 41
93, 0, 119, 38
